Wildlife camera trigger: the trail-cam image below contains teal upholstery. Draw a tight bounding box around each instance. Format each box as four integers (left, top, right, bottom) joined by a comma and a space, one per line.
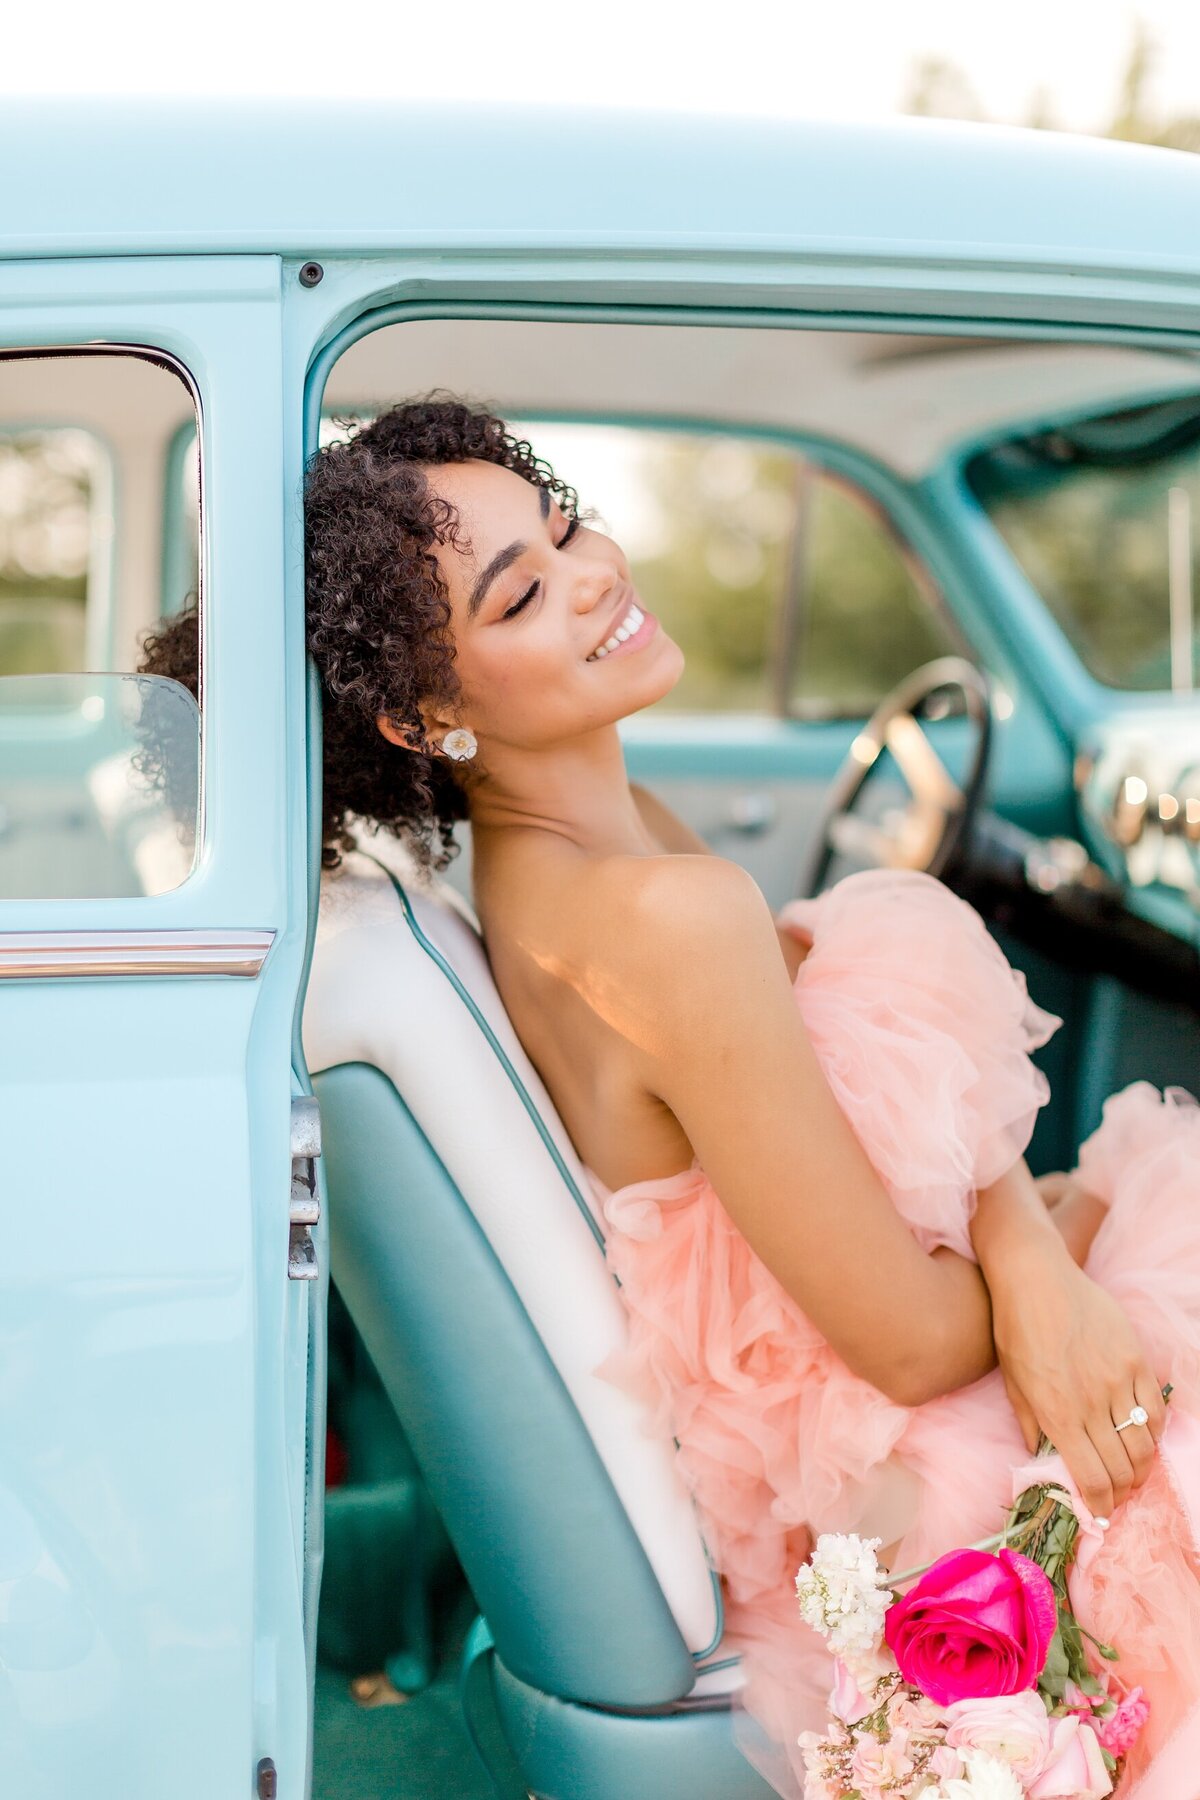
317, 1061, 777, 1798
484, 1644, 778, 1800
313, 1061, 698, 1709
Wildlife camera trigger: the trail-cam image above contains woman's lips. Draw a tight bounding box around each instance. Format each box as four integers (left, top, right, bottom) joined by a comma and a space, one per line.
587, 601, 659, 662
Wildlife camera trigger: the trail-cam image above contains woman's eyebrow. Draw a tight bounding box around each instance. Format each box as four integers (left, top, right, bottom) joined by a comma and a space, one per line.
467, 487, 551, 618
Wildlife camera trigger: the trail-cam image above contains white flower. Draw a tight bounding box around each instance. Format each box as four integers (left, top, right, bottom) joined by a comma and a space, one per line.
795, 1532, 890, 1658
939, 1749, 1025, 1799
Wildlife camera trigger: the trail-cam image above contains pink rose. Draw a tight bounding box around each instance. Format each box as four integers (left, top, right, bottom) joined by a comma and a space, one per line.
828, 1657, 874, 1725
928, 1743, 966, 1781
888, 1687, 945, 1735
884, 1548, 1057, 1706
850, 1733, 914, 1791
945, 1691, 1052, 1781
1028, 1717, 1113, 1799
1096, 1684, 1149, 1759
1061, 1679, 1098, 1720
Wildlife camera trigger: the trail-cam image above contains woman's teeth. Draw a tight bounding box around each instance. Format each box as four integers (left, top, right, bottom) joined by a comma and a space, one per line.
586, 602, 644, 661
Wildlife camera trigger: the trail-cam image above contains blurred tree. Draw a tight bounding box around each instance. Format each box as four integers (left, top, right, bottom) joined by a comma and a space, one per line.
627, 434, 793, 712
903, 56, 986, 123
1106, 19, 1200, 151
901, 19, 1200, 150
0, 430, 93, 679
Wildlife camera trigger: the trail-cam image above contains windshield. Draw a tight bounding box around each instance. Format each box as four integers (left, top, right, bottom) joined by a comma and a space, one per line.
966, 393, 1200, 692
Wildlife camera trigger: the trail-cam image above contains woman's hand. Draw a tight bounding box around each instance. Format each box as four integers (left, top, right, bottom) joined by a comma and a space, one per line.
974, 1168, 1166, 1520
1034, 1172, 1109, 1267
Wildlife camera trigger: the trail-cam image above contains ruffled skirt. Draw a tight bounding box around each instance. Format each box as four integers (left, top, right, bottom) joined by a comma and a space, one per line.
593, 872, 1200, 1798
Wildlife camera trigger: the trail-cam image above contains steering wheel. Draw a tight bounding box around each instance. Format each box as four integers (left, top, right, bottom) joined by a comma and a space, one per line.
803, 657, 993, 897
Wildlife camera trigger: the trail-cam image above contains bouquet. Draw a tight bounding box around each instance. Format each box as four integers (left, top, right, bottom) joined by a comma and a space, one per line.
794, 1447, 1155, 1799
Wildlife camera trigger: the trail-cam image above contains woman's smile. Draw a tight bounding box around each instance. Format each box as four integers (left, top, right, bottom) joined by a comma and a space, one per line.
586, 599, 659, 663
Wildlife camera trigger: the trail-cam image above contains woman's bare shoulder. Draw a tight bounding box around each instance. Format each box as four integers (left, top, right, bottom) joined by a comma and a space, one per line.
566, 851, 791, 1035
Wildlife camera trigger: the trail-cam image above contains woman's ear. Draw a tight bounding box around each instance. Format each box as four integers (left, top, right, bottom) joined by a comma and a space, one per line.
376, 712, 425, 751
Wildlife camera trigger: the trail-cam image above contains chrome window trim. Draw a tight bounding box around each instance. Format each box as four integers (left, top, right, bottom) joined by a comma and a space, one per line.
0, 928, 274, 979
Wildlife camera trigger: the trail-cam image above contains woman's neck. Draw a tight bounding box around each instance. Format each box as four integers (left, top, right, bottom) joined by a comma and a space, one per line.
467, 724, 658, 858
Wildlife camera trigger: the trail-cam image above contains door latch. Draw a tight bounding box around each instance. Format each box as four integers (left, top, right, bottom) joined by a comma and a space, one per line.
288, 1095, 321, 1280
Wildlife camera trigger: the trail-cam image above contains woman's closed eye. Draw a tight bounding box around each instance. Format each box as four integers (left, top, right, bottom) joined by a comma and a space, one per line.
502, 514, 583, 619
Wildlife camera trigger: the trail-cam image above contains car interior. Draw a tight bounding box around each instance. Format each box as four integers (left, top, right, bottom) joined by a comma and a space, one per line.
2, 318, 1198, 1799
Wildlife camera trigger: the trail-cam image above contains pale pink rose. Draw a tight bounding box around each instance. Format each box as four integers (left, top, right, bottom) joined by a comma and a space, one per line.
828, 1656, 875, 1725
798, 1732, 837, 1800
801, 1770, 838, 1800
844, 1642, 899, 1687
850, 1732, 914, 1791
1096, 1684, 1150, 1759
945, 1691, 1052, 1781
888, 1687, 947, 1735
927, 1743, 966, 1781
1028, 1717, 1113, 1799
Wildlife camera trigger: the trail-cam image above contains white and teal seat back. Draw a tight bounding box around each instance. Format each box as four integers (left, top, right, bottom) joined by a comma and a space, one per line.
302, 847, 728, 1713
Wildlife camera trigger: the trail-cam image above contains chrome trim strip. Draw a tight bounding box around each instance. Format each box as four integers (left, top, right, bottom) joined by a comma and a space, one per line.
0, 929, 275, 980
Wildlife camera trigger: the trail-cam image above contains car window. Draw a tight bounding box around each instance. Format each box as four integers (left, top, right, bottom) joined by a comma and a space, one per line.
966, 394, 1200, 692
0, 352, 201, 899
514, 420, 957, 718
786, 468, 958, 718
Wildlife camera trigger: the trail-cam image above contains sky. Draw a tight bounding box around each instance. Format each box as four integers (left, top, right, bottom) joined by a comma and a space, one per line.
2, 0, 1197, 135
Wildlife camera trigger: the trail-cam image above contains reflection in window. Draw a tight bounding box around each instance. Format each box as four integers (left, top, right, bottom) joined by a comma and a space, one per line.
0, 673, 199, 899
0, 429, 103, 682
163, 423, 201, 618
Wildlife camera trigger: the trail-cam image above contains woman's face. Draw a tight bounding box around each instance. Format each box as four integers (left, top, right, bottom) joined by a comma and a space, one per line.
415, 458, 684, 754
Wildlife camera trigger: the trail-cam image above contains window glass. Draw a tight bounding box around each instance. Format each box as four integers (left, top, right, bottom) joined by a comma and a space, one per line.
966, 396, 1200, 691
788, 471, 958, 718
0, 352, 201, 899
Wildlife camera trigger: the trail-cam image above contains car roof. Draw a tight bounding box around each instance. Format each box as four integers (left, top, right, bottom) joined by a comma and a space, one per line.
4, 99, 1200, 269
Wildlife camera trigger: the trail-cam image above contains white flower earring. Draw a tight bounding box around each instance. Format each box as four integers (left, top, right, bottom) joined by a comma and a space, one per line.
440, 726, 477, 763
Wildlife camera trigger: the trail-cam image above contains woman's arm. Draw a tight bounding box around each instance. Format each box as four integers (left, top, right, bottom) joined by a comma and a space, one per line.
971, 1165, 1165, 1518
596, 853, 997, 1406
1035, 1171, 1109, 1266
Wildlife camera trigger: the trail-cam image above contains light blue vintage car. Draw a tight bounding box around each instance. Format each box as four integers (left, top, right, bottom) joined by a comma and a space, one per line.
1, 99, 1197, 1800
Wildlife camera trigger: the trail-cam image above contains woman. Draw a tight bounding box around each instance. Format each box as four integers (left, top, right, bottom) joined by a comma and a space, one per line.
143, 396, 1200, 1796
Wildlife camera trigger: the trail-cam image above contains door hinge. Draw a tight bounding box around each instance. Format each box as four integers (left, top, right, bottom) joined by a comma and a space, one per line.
256, 1756, 278, 1799
288, 1096, 321, 1281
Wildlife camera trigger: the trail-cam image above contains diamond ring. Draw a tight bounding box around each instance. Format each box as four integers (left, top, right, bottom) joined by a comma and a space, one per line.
1114, 1405, 1150, 1433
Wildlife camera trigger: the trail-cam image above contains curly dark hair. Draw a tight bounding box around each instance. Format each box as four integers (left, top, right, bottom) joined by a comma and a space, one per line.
137, 392, 580, 870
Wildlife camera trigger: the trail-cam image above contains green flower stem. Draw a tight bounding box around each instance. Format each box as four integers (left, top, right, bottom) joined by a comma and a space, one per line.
887, 1529, 1009, 1590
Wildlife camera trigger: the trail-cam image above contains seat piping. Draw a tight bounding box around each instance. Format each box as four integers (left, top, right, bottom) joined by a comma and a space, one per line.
363, 851, 726, 1663
366, 854, 606, 1251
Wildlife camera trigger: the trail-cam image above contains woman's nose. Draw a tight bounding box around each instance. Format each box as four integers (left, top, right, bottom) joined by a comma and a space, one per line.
572, 558, 622, 613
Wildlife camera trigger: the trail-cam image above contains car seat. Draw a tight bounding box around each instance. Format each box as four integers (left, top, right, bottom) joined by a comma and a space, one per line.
302, 843, 778, 1800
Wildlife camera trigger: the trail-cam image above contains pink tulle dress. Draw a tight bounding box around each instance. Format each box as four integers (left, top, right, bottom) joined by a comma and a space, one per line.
589, 869, 1200, 1799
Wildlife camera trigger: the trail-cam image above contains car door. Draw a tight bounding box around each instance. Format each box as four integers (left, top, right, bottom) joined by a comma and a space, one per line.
0, 260, 313, 1799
